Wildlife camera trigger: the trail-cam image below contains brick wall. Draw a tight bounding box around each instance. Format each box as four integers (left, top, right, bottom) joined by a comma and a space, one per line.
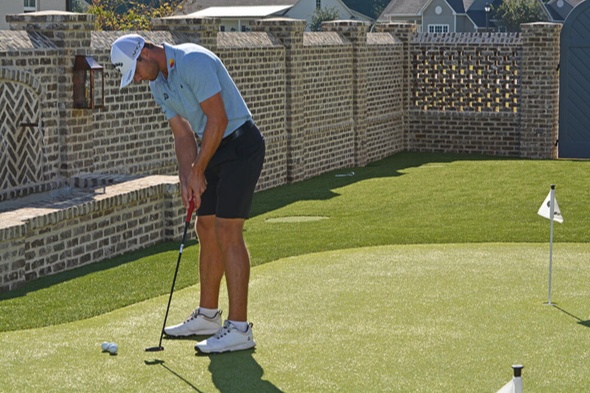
0, 176, 184, 289
0, 12, 563, 291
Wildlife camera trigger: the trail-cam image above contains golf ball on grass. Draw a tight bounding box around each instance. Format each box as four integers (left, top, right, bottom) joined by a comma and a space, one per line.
107, 343, 118, 355
101, 342, 110, 352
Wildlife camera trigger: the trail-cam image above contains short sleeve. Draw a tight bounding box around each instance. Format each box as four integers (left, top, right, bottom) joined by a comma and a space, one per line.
178, 52, 222, 103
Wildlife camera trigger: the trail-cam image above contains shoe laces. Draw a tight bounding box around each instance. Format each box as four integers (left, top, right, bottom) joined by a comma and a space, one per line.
214, 321, 234, 339
213, 321, 252, 339
184, 309, 221, 323
184, 309, 201, 323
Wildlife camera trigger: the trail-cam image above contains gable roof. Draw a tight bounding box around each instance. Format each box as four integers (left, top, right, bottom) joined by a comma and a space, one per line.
380, 0, 500, 16
542, 0, 586, 21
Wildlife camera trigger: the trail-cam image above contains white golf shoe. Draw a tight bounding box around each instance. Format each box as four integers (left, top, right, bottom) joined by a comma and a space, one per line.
164, 309, 222, 337
195, 320, 256, 354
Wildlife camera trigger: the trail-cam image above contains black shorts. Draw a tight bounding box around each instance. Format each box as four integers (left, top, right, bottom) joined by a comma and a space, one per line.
197, 121, 265, 219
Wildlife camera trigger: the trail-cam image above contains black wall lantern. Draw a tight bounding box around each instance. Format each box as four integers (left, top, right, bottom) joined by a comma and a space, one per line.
73, 55, 104, 109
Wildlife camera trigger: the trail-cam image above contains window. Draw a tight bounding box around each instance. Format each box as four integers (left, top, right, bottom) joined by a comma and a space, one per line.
316, 0, 321, 9
24, 0, 36, 12
428, 24, 449, 33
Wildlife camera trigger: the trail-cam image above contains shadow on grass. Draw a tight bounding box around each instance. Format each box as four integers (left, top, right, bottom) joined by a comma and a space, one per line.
0, 241, 181, 301
144, 350, 281, 392
552, 305, 590, 328
0, 153, 503, 302
203, 349, 283, 393
144, 359, 205, 392
250, 151, 494, 218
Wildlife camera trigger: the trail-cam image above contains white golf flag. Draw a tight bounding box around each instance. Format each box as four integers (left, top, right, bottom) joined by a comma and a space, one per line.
497, 378, 522, 393
537, 191, 563, 223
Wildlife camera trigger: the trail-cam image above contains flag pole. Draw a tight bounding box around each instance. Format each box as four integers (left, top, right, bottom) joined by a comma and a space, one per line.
547, 184, 555, 306
512, 365, 524, 393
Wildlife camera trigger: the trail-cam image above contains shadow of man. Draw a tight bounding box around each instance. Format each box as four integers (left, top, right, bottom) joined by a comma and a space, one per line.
204, 349, 283, 393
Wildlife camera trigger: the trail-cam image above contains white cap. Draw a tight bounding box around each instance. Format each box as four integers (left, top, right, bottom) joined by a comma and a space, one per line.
110, 34, 145, 88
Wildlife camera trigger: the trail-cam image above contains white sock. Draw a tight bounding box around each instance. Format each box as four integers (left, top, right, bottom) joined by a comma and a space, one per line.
198, 307, 218, 318
228, 320, 248, 332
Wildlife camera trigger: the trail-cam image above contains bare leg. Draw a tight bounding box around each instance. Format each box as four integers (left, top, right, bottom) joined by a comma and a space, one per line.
196, 215, 224, 310
215, 217, 249, 322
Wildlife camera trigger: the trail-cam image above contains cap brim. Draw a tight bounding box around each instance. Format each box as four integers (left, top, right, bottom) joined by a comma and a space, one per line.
119, 61, 137, 89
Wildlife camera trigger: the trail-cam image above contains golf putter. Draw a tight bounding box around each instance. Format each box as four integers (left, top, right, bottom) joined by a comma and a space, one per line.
145, 199, 195, 352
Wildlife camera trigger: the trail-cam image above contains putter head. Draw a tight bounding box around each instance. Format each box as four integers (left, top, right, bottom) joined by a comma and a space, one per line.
145, 346, 164, 352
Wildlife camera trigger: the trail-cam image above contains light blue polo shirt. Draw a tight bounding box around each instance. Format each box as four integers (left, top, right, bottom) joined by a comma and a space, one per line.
149, 43, 251, 139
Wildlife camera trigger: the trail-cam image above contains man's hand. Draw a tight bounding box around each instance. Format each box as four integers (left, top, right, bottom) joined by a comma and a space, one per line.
170, 92, 228, 210
170, 116, 199, 209
188, 92, 228, 208
186, 165, 207, 210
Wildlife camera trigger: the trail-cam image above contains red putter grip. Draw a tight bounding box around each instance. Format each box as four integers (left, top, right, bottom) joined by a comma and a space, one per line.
185, 199, 195, 223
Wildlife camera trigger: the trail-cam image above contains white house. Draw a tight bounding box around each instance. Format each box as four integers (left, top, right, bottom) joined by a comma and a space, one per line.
179, 0, 372, 31
378, 0, 503, 33
0, 0, 83, 30
2, 0, 64, 30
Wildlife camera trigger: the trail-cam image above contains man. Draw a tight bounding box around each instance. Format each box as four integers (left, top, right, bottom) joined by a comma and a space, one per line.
111, 34, 265, 354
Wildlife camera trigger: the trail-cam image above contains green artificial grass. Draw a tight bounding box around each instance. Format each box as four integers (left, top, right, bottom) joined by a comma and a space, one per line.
2, 151, 590, 392
1, 244, 590, 392
1, 152, 588, 332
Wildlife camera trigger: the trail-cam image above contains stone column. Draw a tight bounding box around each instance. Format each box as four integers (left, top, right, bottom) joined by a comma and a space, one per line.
520, 22, 562, 159
374, 23, 417, 151
254, 18, 306, 183
322, 20, 370, 167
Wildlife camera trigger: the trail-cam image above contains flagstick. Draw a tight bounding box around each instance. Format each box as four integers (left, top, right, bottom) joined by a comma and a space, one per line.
546, 184, 555, 306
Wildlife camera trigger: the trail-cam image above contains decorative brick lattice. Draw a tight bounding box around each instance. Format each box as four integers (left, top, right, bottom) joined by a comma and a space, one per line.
411, 33, 521, 113
0, 80, 43, 201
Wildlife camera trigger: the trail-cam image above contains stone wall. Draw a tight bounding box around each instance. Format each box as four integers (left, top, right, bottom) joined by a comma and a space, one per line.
0, 11, 562, 291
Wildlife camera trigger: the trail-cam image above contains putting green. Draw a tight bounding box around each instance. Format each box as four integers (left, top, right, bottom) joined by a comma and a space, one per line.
1, 243, 589, 392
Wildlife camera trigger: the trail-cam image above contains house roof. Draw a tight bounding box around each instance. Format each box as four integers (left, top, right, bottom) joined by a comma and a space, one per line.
180, 0, 296, 14
543, 0, 586, 21
179, 0, 372, 21
186, 5, 291, 18
379, 0, 425, 16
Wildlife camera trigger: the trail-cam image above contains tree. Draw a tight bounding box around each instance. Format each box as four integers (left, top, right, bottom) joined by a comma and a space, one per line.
87, 0, 182, 31
310, 7, 341, 32
494, 0, 546, 32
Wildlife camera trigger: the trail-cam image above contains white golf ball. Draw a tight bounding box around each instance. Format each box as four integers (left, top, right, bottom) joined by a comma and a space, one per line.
107, 343, 118, 355
101, 342, 110, 351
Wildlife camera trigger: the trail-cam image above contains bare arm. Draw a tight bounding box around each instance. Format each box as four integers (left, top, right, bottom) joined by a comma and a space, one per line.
185, 92, 228, 209
169, 115, 199, 208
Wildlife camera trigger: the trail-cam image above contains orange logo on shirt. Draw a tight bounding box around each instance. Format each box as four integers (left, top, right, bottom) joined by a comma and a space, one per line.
169, 58, 175, 69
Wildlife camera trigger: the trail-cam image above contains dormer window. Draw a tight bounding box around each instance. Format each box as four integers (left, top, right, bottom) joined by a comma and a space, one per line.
24, 0, 36, 12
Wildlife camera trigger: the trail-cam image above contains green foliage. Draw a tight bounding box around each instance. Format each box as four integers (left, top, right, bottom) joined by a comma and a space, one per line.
494, 0, 547, 32
87, 0, 182, 31
71, 0, 86, 13
310, 6, 341, 32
